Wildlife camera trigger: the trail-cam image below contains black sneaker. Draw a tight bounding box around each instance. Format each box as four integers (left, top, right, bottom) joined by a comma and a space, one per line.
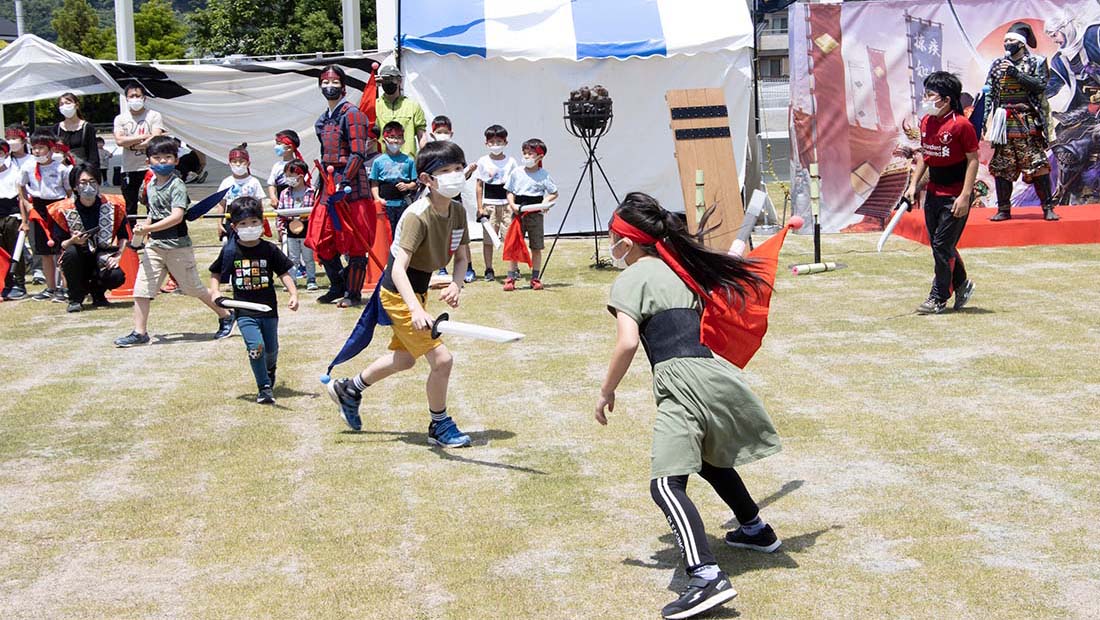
214, 311, 235, 340
483, 268, 495, 282
326, 378, 362, 431
3, 286, 27, 300
91, 296, 111, 308
725, 524, 782, 553
916, 297, 946, 315
52, 289, 67, 303
66, 302, 83, 313
953, 280, 975, 311
661, 572, 737, 619
257, 386, 275, 405
114, 331, 150, 347
317, 289, 343, 304
31, 289, 53, 301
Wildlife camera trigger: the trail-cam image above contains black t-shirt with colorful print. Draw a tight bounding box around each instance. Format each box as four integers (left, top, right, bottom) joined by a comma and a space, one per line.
209, 239, 295, 318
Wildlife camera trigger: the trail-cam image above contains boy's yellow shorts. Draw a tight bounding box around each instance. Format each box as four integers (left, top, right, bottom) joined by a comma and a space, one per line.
381, 288, 443, 358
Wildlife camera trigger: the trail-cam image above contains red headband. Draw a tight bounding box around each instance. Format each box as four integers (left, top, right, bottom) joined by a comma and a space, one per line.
610, 213, 709, 302
5, 129, 26, 139
276, 135, 304, 162
320, 68, 342, 82
431, 122, 450, 132
229, 148, 250, 163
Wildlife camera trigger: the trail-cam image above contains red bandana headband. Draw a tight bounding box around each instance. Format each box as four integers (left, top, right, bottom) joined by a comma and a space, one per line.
229, 148, 250, 163
320, 68, 342, 83
55, 143, 76, 166
609, 212, 710, 302
276, 135, 304, 162
5, 128, 26, 140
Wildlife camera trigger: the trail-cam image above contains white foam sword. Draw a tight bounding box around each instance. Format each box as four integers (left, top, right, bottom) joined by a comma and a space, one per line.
215, 296, 273, 313
430, 312, 523, 343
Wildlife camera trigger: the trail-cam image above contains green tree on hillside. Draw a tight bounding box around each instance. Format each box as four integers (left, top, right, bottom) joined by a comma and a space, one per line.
135, 0, 188, 60
189, 0, 376, 57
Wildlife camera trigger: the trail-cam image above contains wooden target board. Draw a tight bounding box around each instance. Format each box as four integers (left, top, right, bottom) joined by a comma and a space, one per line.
666, 88, 744, 250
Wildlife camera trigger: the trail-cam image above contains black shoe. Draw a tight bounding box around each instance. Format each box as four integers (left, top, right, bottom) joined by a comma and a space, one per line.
317, 289, 344, 304
91, 296, 111, 308
214, 311, 235, 340
1044, 208, 1060, 221
257, 386, 275, 405
3, 286, 26, 300
326, 378, 362, 431
66, 302, 83, 313
31, 289, 53, 301
989, 210, 1011, 221
114, 331, 150, 347
336, 296, 361, 308
661, 572, 737, 619
725, 524, 782, 553
483, 268, 495, 282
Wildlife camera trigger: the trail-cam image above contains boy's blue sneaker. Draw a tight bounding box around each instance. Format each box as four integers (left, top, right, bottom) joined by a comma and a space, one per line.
114, 331, 150, 348
464, 266, 476, 283
428, 416, 471, 448
327, 378, 362, 431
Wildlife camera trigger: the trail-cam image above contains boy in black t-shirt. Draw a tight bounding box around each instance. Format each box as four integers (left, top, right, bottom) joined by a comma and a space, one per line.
209, 197, 299, 404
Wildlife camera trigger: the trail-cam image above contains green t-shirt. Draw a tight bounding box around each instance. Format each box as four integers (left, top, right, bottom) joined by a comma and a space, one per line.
608, 258, 698, 324
376, 96, 426, 157
145, 175, 191, 249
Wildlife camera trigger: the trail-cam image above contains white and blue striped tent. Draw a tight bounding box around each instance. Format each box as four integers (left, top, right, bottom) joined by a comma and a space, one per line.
392, 0, 756, 235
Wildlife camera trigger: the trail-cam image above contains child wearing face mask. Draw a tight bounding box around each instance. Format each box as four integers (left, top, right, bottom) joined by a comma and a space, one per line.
114, 135, 235, 348
277, 159, 317, 290
217, 143, 265, 237
475, 124, 518, 282
503, 138, 558, 291
18, 130, 72, 302
371, 121, 418, 236
0, 139, 28, 300
267, 129, 301, 206
326, 140, 473, 447
209, 197, 299, 405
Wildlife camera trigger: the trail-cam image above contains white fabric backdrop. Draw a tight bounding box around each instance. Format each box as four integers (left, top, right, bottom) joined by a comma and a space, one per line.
403, 48, 754, 236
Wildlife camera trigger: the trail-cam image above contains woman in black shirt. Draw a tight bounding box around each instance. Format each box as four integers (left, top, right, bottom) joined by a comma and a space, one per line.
54, 92, 100, 171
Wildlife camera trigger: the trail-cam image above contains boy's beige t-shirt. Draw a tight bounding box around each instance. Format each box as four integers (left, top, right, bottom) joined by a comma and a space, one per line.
391, 194, 469, 272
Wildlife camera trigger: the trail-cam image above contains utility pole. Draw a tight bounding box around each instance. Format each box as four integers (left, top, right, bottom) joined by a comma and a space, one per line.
342, 0, 362, 55
115, 0, 136, 113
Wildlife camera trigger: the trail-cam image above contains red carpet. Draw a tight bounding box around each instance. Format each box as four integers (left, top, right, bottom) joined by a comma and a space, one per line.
893, 205, 1100, 248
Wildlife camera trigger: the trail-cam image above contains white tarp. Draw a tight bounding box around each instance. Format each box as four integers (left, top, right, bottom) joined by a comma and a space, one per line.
0, 35, 386, 178
404, 49, 754, 236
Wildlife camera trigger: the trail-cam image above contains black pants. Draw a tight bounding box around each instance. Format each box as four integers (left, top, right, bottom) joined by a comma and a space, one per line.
650, 462, 760, 572
1, 214, 26, 290
923, 193, 969, 303
120, 171, 147, 217
61, 245, 125, 304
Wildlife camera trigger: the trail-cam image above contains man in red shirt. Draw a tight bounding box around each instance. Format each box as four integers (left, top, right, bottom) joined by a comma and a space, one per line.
905, 71, 978, 315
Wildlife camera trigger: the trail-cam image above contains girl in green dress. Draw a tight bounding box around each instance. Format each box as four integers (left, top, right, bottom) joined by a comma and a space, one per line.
596, 192, 783, 620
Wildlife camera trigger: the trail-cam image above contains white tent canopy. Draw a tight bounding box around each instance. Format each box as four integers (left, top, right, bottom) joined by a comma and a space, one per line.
0, 34, 386, 177
396, 0, 756, 234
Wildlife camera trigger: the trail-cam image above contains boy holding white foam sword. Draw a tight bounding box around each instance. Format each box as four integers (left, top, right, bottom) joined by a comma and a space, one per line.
209, 197, 299, 404
327, 140, 474, 448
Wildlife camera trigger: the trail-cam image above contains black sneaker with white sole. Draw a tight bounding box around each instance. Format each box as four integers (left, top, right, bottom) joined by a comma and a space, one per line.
256, 386, 275, 405
725, 524, 782, 553
213, 311, 235, 340
953, 280, 974, 311
661, 572, 737, 619
916, 297, 946, 315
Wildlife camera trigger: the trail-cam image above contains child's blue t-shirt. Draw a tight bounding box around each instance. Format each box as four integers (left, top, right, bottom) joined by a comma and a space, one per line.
506, 167, 557, 198
370, 153, 417, 207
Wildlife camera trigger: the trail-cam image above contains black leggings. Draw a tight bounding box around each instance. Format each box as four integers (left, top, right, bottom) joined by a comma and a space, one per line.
650, 463, 760, 571
320, 255, 368, 301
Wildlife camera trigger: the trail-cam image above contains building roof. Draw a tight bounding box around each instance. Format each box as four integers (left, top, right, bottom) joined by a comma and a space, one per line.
0, 17, 17, 42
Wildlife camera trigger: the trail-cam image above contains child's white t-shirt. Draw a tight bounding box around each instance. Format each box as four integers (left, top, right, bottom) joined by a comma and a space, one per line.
476, 154, 518, 206
267, 160, 290, 188
218, 174, 265, 205
18, 158, 71, 200
0, 156, 23, 200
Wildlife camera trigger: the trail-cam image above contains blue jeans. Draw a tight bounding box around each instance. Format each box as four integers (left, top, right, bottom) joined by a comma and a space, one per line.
236, 315, 279, 390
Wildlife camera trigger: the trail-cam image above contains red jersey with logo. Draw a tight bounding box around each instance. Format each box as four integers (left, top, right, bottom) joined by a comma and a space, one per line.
920, 111, 979, 197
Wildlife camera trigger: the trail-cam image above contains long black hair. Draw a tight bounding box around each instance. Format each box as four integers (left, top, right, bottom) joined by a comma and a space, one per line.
613, 192, 765, 301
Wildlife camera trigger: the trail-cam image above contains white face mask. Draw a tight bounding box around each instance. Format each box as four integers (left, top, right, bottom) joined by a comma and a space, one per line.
385, 141, 401, 154
51, 152, 64, 163
236, 225, 263, 241
920, 98, 947, 118
231, 164, 249, 176
610, 239, 631, 270
285, 175, 302, 188
433, 133, 452, 142
488, 145, 505, 156
35, 154, 51, 164
9, 140, 23, 152
59, 103, 77, 118
433, 170, 466, 198
523, 157, 537, 168
127, 97, 145, 112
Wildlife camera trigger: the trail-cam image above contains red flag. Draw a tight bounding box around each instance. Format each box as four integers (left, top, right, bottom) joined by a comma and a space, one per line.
0, 246, 11, 279
708, 224, 792, 368
358, 67, 379, 142
501, 216, 531, 267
